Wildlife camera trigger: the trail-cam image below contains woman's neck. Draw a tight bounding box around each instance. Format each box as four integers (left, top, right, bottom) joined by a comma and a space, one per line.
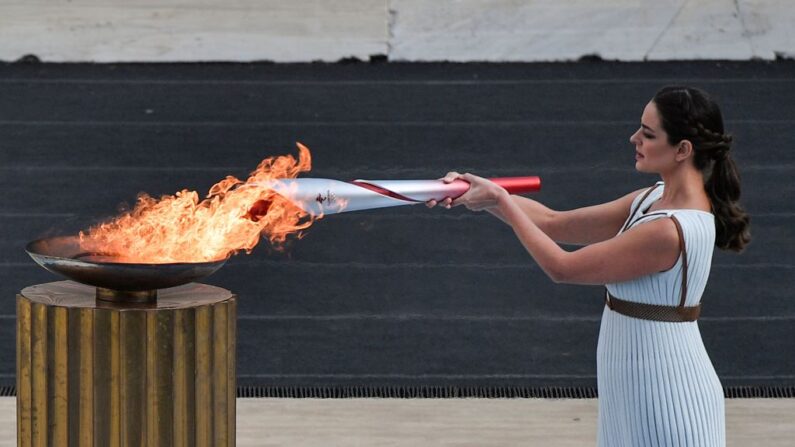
657, 166, 708, 209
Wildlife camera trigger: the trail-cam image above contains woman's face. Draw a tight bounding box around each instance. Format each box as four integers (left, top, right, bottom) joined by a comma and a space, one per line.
629, 101, 678, 173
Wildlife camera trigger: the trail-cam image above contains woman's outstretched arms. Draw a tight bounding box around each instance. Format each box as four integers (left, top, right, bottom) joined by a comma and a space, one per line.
429, 174, 649, 246
429, 172, 681, 285
496, 191, 681, 285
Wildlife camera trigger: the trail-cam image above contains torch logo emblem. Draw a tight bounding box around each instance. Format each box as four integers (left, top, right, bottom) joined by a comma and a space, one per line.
315, 190, 337, 205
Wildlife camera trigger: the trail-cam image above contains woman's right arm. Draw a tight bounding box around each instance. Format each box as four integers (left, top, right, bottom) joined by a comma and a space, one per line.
487, 187, 648, 246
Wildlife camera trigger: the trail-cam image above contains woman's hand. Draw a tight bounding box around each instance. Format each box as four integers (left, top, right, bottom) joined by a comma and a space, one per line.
425, 171, 509, 211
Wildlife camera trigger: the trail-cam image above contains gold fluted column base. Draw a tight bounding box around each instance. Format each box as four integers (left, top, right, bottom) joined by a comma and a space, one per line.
17, 281, 237, 447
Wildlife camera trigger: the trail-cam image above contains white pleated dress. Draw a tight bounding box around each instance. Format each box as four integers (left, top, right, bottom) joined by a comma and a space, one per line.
597, 181, 726, 446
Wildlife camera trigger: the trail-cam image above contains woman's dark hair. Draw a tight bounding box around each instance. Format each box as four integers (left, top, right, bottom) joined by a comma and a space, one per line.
652, 86, 751, 252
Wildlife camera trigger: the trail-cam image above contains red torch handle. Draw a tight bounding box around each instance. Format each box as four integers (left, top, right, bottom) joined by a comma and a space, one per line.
488, 176, 542, 194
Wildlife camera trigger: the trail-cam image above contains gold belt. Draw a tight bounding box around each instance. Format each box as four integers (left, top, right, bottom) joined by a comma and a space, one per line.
605, 290, 701, 322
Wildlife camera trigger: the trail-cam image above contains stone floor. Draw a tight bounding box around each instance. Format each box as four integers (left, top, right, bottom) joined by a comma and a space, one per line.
4, 397, 795, 446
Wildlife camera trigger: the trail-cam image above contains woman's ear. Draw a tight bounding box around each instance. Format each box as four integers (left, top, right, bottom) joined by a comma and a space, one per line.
675, 140, 694, 162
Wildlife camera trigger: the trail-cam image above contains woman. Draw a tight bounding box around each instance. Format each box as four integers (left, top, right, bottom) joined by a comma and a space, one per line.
427, 86, 751, 446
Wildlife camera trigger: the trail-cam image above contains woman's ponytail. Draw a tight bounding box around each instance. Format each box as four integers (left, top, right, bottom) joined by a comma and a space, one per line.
653, 86, 751, 252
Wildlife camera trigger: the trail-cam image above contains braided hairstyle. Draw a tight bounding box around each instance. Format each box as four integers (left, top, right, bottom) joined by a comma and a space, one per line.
653, 86, 751, 252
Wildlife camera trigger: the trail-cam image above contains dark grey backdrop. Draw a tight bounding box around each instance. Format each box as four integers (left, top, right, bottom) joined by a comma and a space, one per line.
1, 61, 793, 391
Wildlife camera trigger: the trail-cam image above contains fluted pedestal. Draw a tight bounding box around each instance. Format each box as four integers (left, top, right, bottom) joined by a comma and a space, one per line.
16, 281, 236, 447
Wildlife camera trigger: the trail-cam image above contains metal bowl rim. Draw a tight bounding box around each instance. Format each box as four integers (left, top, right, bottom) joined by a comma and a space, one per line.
25, 236, 231, 268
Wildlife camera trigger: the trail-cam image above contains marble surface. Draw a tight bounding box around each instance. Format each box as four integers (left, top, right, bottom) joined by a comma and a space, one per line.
389, 0, 795, 61
0, 0, 387, 62
0, 0, 792, 61
647, 0, 754, 60
389, 0, 686, 61
739, 0, 795, 59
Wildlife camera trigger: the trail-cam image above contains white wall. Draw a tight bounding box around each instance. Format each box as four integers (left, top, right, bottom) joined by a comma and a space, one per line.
0, 0, 792, 62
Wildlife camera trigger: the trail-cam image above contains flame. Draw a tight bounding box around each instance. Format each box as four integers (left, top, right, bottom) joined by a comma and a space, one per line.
79, 143, 322, 263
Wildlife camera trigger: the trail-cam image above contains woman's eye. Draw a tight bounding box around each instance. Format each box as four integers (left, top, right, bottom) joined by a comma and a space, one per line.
643, 133, 654, 139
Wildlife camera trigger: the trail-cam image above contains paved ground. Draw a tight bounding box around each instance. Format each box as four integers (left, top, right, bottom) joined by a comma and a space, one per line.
2, 397, 795, 446
1, 61, 794, 393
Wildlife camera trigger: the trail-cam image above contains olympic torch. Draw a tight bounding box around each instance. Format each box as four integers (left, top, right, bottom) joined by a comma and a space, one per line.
246, 176, 541, 218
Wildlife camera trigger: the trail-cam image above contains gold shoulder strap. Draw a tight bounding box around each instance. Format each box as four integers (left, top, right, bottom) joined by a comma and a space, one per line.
620, 183, 661, 233
670, 215, 689, 308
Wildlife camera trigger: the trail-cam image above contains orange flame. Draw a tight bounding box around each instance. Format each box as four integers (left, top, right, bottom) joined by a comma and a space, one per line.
79, 143, 319, 263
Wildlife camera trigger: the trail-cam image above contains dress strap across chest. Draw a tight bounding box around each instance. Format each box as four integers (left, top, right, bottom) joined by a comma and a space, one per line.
604, 183, 702, 322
